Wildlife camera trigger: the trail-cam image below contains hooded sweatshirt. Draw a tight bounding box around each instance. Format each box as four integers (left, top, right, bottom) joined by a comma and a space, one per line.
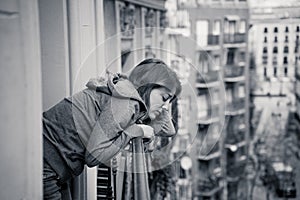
43, 74, 147, 182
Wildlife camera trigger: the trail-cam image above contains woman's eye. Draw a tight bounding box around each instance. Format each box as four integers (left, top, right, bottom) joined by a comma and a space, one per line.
162, 95, 168, 102
162, 94, 171, 102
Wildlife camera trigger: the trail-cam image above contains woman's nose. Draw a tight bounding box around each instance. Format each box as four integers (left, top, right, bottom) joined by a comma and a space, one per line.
162, 99, 171, 109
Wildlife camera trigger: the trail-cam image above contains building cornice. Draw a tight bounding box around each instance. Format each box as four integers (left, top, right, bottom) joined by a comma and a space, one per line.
122, 0, 166, 11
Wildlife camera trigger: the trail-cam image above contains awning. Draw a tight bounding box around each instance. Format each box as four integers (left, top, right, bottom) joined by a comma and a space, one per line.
225, 15, 240, 21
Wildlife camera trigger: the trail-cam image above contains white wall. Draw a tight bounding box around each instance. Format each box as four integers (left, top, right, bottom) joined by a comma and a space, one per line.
0, 0, 43, 199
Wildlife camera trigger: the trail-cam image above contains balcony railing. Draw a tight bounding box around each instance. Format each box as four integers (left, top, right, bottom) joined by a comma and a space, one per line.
198, 139, 220, 158
224, 33, 246, 44
198, 106, 220, 125
224, 64, 245, 82
225, 98, 246, 115
208, 34, 220, 45
225, 130, 245, 145
226, 157, 247, 180
197, 178, 222, 196
196, 70, 219, 88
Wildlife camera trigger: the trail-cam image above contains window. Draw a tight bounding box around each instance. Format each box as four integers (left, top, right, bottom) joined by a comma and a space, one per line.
264, 36, 267, 43
285, 26, 289, 32
239, 52, 245, 61
227, 49, 235, 64
226, 89, 233, 104
284, 56, 288, 64
273, 56, 277, 65
213, 55, 221, 69
264, 27, 268, 33
197, 95, 208, 119
263, 47, 268, 53
285, 36, 288, 42
274, 36, 278, 43
213, 20, 221, 35
264, 67, 267, 77
273, 46, 278, 53
274, 27, 278, 33
284, 67, 288, 76
229, 21, 236, 34
274, 67, 277, 77
238, 85, 245, 98
239, 20, 246, 33
199, 53, 209, 72
196, 20, 209, 47
284, 46, 289, 53
262, 56, 268, 64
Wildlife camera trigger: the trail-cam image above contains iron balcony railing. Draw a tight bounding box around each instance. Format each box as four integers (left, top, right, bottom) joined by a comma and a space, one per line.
198, 106, 220, 125
223, 33, 246, 44
207, 34, 220, 45
225, 130, 245, 145
224, 64, 245, 79
226, 157, 247, 180
197, 176, 222, 196
198, 139, 220, 157
225, 98, 246, 115
196, 70, 219, 84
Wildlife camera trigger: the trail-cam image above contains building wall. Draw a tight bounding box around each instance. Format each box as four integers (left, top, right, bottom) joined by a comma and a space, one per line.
252, 20, 300, 81
0, 0, 43, 199
170, 1, 250, 199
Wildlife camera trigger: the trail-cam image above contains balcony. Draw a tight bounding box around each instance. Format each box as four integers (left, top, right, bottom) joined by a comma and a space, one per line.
196, 70, 220, 88
225, 98, 246, 116
224, 33, 246, 44
224, 63, 245, 82
225, 131, 245, 146
225, 121, 246, 145
208, 34, 220, 45
226, 156, 247, 181
198, 138, 220, 159
197, 178, 223, 196
198, 106, 220, 125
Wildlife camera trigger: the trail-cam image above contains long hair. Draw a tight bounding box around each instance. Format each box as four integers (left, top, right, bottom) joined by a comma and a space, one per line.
129, 58, 182, 100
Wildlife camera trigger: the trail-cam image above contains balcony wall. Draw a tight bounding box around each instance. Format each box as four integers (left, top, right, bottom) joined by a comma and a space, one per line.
226, 158, 247, 179
224, 33, 246, 44
224, 64, 245, 78
207, 34, 220, 45
197, 178, 220, 194
225, 98, 245, 114
197, 70, 219, 83
198, 105, 219, 124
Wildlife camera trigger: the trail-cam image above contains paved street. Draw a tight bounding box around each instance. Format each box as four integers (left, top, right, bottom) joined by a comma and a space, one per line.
249, 96, 299, 200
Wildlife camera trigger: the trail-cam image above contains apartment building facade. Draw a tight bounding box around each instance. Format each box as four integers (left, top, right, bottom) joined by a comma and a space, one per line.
249, 8, 300, 96
169, 0, 250, 199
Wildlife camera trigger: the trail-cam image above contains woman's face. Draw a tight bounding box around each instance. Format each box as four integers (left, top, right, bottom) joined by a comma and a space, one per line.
148, 87, 174, 120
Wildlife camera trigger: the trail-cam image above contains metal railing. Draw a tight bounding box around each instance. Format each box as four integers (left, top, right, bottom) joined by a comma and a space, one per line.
196, 70, 219, 84
224, 33, 246, 44
225, 98, 245, 114
207, 34, 220, 45
198, 106, 219, 123
224, 64, 245, 78
132, 138, 151, 200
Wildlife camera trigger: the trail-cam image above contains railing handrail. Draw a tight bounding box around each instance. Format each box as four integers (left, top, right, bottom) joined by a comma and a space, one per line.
132, 137, 151, 200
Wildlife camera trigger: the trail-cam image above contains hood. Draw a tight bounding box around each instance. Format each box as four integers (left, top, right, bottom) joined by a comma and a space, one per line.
86, 73, 148, 118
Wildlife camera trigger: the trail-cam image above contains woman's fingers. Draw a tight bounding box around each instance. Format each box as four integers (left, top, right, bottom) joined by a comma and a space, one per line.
137, 124, 154, 140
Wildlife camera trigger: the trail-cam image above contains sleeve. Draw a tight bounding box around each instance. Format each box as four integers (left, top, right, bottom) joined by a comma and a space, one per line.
85, 98, 144, 167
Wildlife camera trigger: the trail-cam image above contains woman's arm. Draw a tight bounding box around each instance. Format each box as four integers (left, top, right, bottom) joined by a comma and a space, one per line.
85, 99, 152, 167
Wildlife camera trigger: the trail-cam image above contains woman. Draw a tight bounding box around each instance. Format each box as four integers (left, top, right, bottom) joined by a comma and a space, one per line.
43, 58, 181, 199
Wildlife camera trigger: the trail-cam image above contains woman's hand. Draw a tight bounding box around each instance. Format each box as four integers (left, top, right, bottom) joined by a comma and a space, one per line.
149, 108, 176, 137
137, 124, 154, 141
